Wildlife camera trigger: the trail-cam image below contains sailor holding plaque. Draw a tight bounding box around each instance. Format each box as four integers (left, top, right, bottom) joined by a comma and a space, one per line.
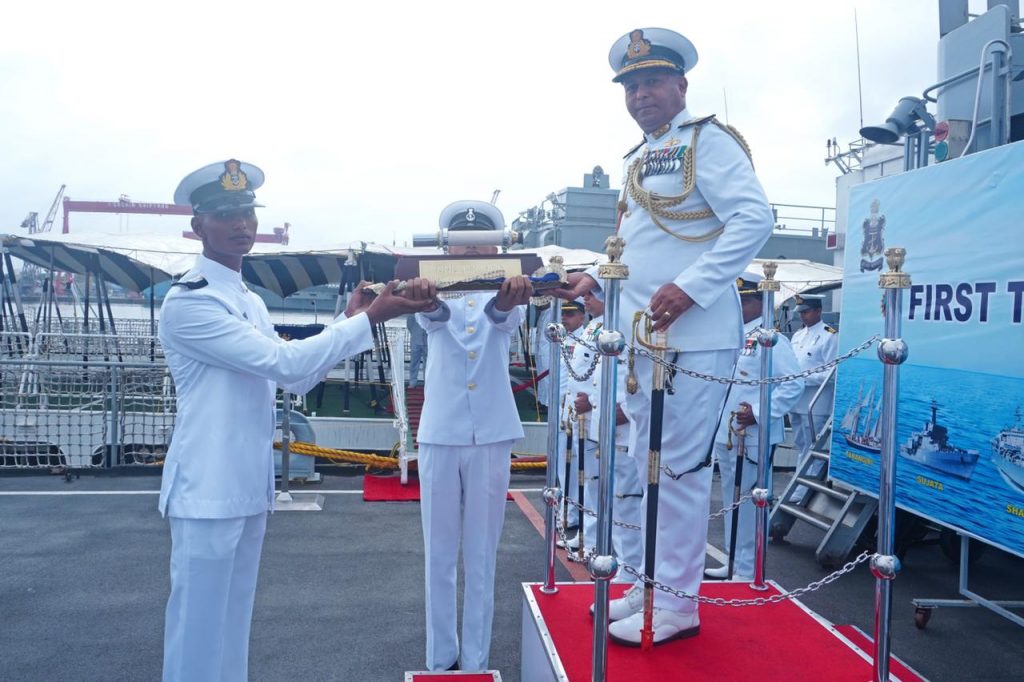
415, 200, 533, 672
558, 27, 773, 645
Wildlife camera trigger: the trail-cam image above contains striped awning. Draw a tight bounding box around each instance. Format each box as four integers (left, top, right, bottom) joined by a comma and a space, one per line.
1, 233, 179, 292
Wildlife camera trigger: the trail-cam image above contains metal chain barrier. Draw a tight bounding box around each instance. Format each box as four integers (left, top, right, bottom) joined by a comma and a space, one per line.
551, 488, 874, 602
559, 335, 601, 382
572, 333, 880, 387
620, 551, 876, 607
561, 488, 753, 529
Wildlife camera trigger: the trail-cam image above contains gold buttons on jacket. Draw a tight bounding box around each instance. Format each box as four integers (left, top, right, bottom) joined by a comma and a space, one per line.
468, 383, 477, 390
468, 351, 477, 360
467, 299, 476, 307
467, 326, 476, 334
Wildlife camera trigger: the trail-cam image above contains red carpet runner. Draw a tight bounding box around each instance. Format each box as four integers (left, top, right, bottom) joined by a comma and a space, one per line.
405, 671, 497, 675
530, 582, 925, 681
363, 474, 512, 502
363, 473, 422, 501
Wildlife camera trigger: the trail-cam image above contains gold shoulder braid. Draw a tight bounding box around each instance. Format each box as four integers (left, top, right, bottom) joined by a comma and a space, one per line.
709, 118, 754, 167
625, 116, 754, 242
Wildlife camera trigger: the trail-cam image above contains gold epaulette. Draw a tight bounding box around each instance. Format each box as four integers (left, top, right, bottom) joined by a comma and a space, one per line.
676, 114, 717, 128
678, 114, 754, 166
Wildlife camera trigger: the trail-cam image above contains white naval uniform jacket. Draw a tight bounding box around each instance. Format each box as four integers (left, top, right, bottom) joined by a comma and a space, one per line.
790, 320, 839, 413
158, 255, 374, 519
560, 317, 629, 445
557, 329, 580, 428
714, 317, 804, 459
416, 293, 525, 446
614, 108, 774, 353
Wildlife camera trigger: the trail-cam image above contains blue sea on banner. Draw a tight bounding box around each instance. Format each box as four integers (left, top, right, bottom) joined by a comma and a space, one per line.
829, 140, 1024, 558
830, 358, 1024, 557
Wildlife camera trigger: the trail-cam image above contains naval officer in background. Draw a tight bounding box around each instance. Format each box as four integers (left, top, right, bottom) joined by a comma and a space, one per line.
788, 294, 838, 465
557, 27, 773, 645
705, 271, 803, 581
557, 298, 587, 535
415, 200, 533, 672
159, 159, 435, 682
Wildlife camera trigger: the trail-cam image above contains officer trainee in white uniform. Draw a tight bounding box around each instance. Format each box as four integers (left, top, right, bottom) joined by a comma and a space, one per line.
558, 28, 773, 645
159, 160, 434, 682
406, 313, 428, 388
572, 290, 644, 580
705, 271, 803, 581
788, 294, 838, 466
557, 299, 587, 533
415, 200, 534, 672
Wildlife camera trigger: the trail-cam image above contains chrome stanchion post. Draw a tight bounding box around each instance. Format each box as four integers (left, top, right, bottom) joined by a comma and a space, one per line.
590, 236, 628, 682
277, 391, 293, 503
541, 294, 565, 595
751, 261, 779, 591
873, 247, 910, 682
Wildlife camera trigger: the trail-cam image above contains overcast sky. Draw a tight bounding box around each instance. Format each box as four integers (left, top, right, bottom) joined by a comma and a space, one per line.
2, 0, 956, 249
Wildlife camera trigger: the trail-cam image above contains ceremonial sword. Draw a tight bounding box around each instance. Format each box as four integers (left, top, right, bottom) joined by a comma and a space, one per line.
640, 330, 669, 651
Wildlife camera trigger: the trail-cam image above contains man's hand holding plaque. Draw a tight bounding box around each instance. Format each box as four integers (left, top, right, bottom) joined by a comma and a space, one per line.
495, 274, 534, 311
347, 278, 439, 324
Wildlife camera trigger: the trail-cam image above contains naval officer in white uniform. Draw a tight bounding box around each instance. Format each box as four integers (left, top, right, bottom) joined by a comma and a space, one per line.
571, 290, 644, 580
159, 159, 434, 682
415, 200, 533, 672
705, 271, 803, 580
557, 298, 587, 534
558, 27, 773, 645
788, 294, 838, 465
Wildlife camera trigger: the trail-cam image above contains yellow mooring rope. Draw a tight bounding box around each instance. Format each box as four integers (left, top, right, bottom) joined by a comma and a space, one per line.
274, 440, 547, 471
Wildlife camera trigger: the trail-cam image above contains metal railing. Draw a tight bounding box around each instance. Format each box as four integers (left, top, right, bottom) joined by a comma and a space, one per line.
0, 356, 174, 469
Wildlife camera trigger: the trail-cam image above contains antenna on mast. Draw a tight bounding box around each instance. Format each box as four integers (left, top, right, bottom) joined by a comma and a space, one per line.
490, 189, 501, 205
723, 88, 730, 124
855, 8, 865, 132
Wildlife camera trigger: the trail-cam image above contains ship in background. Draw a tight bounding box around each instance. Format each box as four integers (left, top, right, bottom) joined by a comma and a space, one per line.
841, 382, 884, 453
900, 401, 980, 481
992, 407, 1024, 494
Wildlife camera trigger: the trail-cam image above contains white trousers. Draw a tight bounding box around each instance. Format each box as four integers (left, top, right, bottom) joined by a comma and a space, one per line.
580, 438, 599, 550
713, 441, 757, 577
580, 440, 642, 582
556, 430, 581, 528
611, 446, 644, 583
419, 441, 512, 672
163, 512, 267, 682
624, 349, 735, 615
790, 409, 829, 466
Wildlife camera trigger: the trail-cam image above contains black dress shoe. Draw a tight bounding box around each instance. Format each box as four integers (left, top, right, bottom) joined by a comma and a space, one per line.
446, 661, 460, 671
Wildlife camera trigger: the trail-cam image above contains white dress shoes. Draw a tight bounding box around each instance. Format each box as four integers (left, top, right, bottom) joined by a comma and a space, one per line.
704, 564, 729, 579
704, 565, 752, 581
590, 583, 644, 620
556, 533, 580, 551
607, 608, 701, 646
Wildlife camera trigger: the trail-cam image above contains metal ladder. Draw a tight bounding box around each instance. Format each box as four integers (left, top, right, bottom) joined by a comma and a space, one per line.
769, 417, 878, 568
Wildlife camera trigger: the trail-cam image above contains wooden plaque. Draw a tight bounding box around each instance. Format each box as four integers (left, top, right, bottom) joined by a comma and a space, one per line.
394, 254, 559, 292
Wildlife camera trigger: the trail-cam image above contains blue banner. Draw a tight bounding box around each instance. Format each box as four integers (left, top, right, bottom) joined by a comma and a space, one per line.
830, 141, 1024, 558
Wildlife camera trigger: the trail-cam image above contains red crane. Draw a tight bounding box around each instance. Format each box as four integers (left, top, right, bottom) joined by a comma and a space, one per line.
61, 196, 290, 244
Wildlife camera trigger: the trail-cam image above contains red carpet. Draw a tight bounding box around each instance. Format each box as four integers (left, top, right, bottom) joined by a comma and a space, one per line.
363, 474, 513, 502
363, 473, 422, 501
409, 671, 501, 675
834, 624, 924, 682
529, 582, 923, 681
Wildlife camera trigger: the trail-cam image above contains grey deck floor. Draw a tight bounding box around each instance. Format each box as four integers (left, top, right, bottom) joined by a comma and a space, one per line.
1, 461, 1021, 681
